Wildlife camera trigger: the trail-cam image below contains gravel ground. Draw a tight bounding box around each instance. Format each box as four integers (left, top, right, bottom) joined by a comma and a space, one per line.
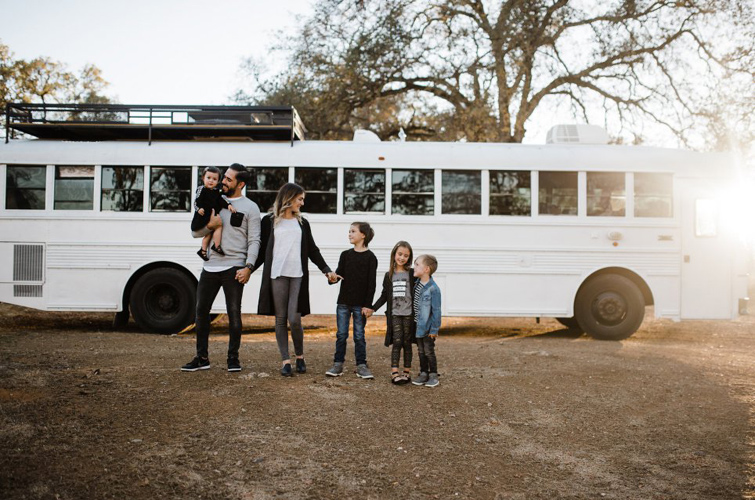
0, 302, 753, 500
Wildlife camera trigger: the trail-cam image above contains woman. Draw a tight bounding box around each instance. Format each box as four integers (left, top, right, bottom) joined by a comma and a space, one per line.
254, 183, 338, 376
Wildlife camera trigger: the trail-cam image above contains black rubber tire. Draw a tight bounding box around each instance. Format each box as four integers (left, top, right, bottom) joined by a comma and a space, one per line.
129, 268, 196, 334
575, 274, 645, 340
555, 317, 582, 330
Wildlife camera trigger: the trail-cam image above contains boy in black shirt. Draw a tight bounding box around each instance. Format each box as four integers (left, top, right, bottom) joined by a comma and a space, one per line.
325, 222, 378, 379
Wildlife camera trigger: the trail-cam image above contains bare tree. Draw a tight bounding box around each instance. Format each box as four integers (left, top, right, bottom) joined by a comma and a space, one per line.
238, 0, 753, 147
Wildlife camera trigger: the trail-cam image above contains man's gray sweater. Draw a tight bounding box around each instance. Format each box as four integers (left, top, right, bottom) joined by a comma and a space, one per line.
192, 196, 261, 269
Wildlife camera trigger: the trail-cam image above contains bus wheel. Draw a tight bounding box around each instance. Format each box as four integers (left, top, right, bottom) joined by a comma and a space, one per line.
129, 268, 196, 334
575, 274, 645, 340
555, 317, 582, 330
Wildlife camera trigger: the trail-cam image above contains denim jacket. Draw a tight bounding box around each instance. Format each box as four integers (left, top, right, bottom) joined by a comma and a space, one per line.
415, 277, 441, 338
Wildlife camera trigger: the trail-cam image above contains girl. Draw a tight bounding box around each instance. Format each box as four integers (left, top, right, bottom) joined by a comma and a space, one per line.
325, 222, 378, 379
192, 166, 235, 261
254, 183, 337, 376
366, 241, 415, 384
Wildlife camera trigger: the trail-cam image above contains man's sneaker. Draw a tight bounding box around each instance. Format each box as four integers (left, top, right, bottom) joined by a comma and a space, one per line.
325, 362, 344, 377
181, 357, 210, 372
424, 373, 440, 387
412, 372, 429, 385
227, 358, 241, 372
356, 364, 374, 379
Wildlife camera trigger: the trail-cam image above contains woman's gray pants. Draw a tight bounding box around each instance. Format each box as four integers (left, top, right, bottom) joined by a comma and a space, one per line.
271, 276, 304, 360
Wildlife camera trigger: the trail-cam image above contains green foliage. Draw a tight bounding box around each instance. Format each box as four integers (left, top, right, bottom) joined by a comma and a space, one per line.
0, 41, 112, 112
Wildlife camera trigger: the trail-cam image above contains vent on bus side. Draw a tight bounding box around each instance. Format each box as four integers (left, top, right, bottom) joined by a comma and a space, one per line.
14, 285, 42, 297
13, 244, 44, 297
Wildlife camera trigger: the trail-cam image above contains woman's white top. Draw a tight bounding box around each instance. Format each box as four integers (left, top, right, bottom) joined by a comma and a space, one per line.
271, 218, 303, 279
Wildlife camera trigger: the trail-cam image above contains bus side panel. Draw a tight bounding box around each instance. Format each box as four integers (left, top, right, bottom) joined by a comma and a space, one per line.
445, 273, 576, 317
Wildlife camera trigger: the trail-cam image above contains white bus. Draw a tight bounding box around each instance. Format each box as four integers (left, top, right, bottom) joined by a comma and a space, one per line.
0, 104, 749, 340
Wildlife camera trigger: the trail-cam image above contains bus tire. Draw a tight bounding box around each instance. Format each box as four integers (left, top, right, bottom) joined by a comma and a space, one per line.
575, 274, 645, 340
555, 317, 582, 330
129, 268, 196, 334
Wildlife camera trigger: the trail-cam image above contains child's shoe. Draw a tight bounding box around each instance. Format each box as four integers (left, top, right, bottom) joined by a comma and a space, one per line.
412, 372, 429, 385
325, 362, 343, 377
355, 364, 374, 379
424, 373, 440, 387
211, 244, 226, 256
197, 248, 209, 261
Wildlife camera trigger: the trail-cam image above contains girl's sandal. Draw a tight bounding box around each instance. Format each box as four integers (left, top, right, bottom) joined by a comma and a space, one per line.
391, 372, 402, 384
211, 244, 226, 256
197, 248, 209, 261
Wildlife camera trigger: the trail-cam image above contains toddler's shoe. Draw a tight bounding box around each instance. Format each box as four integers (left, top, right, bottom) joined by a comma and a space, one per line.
197, 248, 209, 261
211, 244, 226, 256
424, 373, 440, 387
411, 372, 429, 385
325, 362, 344, 377
355, 364, 374, 379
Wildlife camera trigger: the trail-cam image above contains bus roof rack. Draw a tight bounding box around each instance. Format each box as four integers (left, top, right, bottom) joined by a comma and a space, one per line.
4, 103, 307, 145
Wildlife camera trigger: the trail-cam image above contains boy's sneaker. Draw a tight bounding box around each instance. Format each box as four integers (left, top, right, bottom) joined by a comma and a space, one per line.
355, 364, 374, 379
412, 372, 429, 385
227, 358, 241, 372
325, 362, 344, 377
181, 356, 210, 372
424, 373, 440, 387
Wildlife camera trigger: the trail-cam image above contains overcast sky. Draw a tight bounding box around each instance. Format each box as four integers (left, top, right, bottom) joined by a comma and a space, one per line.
0, 0, 313, 105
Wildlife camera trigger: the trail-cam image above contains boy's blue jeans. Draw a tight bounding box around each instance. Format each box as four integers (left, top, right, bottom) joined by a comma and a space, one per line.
334, 304, 367, 365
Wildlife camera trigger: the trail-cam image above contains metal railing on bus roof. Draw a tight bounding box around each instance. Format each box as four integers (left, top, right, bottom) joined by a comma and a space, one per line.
4, 103, 307, 145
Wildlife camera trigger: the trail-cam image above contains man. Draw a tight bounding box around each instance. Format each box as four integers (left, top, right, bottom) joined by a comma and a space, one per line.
181, 163, 261, 372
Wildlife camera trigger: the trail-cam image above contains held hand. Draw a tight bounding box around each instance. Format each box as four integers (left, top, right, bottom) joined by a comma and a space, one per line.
198, 208, 205, 216
206, 210, 222, 230
326, 272, 343, 283
236, 267, 252, 284
362, 308, 373, 318
429, 334, 437, 339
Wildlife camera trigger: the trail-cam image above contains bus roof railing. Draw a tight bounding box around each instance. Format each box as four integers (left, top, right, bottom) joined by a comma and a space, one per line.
4, 103, 307, 145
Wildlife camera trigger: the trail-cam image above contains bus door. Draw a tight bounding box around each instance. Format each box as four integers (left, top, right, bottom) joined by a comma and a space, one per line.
679, 178, 732, 319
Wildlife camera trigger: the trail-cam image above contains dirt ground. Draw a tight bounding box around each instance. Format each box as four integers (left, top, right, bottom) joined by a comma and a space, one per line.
0, 303, 754, 500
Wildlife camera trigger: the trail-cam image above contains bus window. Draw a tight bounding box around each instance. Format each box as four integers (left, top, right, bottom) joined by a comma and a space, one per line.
295, 168, 337, 214
539, 171, 577, 215
344, 169, 385, 214
695, 199, 718, 237
247, 167, 288, 213
490, 171, 531, 216
442, 170, 481, 214
635, 173, 673, 217
587, 172, 625, 216
150, 167, 192, 212
392, 169, 434, 215
6, 165, 46, 210
101, 166, 144, 212
54, 166, 94, 210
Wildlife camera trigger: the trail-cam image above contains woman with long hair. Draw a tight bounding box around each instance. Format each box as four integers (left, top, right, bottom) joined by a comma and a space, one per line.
254, 183, 338, 376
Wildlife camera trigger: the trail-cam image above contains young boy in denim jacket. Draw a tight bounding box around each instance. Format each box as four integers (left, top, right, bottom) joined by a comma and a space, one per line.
411, 254, 442, 387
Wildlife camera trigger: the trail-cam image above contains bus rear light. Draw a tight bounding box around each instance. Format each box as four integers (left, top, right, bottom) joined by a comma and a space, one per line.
739, 298, 749, 315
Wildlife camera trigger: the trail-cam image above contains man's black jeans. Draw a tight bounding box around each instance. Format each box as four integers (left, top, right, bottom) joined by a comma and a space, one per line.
195, 267, 244, 360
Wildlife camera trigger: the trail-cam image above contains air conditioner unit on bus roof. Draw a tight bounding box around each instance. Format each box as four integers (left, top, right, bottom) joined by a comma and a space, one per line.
546, 124, 608, 145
